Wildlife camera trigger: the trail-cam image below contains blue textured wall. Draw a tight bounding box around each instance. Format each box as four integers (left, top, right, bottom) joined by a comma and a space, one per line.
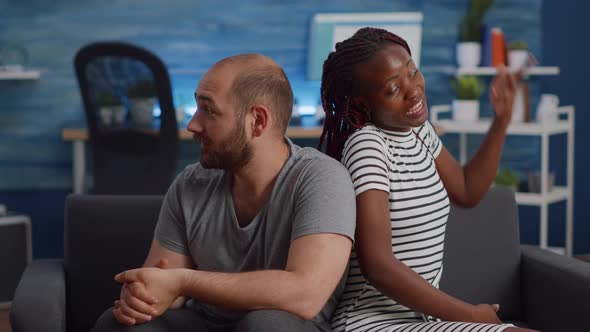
0, 0, 543, 189
3, 0, 585, 257
540, 1, 590, 256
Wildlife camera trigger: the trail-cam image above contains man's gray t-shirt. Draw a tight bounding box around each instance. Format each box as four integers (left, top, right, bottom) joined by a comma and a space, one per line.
154, 139, 356, 324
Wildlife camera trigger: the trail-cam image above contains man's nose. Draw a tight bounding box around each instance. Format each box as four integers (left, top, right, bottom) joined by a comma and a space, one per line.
187, 108, 204, 134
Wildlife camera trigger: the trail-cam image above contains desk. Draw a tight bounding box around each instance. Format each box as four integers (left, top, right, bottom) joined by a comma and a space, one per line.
62, 127, 323, 194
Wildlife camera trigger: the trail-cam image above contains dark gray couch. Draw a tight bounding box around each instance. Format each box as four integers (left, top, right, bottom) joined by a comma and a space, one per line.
10, 188, 590, 332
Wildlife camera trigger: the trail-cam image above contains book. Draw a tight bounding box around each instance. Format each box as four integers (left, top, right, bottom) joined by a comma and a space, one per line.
491, 27, 506, 67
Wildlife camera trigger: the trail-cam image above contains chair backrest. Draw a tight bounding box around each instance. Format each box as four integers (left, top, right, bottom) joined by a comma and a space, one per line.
74, 42, 179, 195
440, 187, 522, 321
64, 194, 163, 332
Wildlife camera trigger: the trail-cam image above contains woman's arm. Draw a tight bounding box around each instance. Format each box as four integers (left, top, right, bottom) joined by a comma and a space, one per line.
356, 189, 501, 323
435, 67, 517, 208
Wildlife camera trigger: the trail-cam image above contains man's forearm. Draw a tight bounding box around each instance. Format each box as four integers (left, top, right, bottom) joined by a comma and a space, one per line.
176, 268, 320, 320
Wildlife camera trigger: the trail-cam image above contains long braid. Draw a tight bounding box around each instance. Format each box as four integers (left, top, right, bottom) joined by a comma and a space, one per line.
318, 27, 411, 161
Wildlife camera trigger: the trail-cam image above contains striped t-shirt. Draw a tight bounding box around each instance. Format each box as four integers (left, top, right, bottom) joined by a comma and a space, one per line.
331, 121, 450, 331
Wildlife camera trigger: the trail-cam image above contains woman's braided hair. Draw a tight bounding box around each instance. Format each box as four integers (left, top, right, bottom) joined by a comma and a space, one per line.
318, 27, 411, 161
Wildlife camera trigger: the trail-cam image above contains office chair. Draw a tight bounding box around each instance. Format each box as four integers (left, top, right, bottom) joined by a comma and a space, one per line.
74, 42, 179, 194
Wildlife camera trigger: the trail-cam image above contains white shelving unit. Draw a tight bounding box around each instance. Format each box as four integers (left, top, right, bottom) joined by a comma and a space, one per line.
421, 65, 560, 77
432, 104, 575, 256
456, 66, 560, 76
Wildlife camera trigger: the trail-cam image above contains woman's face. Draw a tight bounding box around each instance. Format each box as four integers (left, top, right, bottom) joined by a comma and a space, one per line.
355, 43, 428, 131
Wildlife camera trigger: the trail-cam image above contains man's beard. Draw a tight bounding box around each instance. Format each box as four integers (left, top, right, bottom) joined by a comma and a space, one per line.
197, 122, 253, 172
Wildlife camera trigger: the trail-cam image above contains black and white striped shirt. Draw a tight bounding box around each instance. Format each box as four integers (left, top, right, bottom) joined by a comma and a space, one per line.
331, 121, 450, 331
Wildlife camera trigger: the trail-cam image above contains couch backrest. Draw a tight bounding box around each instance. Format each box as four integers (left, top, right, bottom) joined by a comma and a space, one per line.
64, 194, 163, 332
440, 187, 522, 321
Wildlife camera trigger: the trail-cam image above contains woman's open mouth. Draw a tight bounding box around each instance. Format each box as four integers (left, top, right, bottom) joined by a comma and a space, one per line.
406, 99, 425, 119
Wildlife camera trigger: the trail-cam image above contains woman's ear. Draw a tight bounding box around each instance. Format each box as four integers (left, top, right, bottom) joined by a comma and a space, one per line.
249, 104, 270, 137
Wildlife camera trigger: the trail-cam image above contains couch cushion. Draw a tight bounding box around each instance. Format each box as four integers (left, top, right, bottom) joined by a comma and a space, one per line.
64, 194, 163, 332
440, 187, 522, 321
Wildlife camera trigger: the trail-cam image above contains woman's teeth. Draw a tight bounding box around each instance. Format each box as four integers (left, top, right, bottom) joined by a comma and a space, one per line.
407, 100, 423, 115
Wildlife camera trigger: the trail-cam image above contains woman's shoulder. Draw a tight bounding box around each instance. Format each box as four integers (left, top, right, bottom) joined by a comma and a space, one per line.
346, 123, 386, 144
342, 124, 388, 163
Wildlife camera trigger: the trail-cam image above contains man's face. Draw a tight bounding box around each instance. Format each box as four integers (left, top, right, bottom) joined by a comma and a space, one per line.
187, 64, 253, 171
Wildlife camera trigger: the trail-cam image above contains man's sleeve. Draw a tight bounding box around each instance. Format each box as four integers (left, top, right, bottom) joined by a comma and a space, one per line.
290, 158, 356, 242
154, 168, 191, 256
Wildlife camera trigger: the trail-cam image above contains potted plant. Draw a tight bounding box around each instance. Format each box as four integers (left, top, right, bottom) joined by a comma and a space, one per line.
94, 92, 125, 126
457, 0, 494, 68
127, 79, 157, 127
507, 41, 529, 69
450, 75, 485, 122
494, 168, 520, 191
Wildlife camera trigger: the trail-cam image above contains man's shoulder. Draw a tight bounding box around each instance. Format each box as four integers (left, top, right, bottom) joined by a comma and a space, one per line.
291, 146, 348, 174
285, 146, 352, 192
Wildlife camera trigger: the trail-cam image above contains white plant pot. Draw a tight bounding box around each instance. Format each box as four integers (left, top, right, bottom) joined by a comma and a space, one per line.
452, 99, 479, 122
129, 97, 156, 127
98, 105, 125, 126
456, 42, 481, 68
508, 50, 529, 70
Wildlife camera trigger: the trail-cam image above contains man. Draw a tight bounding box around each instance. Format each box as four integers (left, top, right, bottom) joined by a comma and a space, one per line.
92, 54, 356, 332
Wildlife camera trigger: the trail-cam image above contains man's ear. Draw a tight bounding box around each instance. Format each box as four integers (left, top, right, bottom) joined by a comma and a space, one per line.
249, 104, 270, 137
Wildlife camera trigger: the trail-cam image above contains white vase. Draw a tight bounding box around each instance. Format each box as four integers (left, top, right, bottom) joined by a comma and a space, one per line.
508, 50, 529, 70
511, 85, 526, 123
452, 100, 479, 122
456, 42, 481, 68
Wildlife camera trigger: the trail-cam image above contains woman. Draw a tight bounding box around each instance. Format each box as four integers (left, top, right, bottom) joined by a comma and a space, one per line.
319, 27, 536, 332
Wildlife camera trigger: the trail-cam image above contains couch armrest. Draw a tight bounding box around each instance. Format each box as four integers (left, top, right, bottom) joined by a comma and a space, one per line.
521, 245, 590, 332
10, 259, 66, 332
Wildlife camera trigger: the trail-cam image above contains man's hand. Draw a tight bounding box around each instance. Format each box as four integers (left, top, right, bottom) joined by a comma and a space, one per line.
113, 281, 159, 325
469, 303, 502, 324
115, 267, 185, 318
113, 259, 167, 326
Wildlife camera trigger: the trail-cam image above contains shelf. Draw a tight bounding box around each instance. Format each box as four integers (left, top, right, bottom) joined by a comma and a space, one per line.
515, 186, 569, 205
420, 66, 560, 76
0, 70, 41, 80
435, 119, 570, 136
456, 66, 559, 76
546, 246, 566, 255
